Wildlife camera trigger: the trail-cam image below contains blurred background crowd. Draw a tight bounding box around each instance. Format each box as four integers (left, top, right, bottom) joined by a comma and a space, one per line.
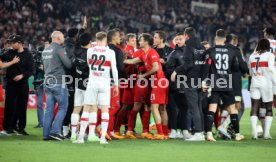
0, 0, 275, 57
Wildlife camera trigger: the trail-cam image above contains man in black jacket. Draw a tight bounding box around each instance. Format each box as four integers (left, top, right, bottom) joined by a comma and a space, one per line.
1, 35, 34, 136
166, 32, 191, 139
171, 27, 206, 141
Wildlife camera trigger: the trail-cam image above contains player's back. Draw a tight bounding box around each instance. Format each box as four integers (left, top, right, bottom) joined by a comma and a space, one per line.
269, 39, 276, 55
249, 51, 275, 87
87, 45, 115, 82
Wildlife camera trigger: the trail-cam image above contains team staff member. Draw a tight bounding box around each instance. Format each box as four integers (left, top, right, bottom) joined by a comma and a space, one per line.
171, 27, 206, 141
1, 35, 33, 136
42, 31, 72, 141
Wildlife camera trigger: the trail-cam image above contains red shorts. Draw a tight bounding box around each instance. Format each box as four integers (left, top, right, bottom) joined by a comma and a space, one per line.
122, 87, 134, 105
134, 82, 150, 105
150, 78, 169, 104
110, 86, 120, 108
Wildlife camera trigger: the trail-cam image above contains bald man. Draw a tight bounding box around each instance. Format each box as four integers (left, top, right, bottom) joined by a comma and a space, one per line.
42, 31, 72, 141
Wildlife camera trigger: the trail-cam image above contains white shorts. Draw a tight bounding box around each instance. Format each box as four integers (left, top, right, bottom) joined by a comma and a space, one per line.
74, 88, 86, 107
250, 87, 273, 102
83, 80, 111, 106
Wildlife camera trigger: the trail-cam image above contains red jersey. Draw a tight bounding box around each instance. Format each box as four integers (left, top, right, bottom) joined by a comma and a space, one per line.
138, 48, 165, 78
124, 45, 136, 75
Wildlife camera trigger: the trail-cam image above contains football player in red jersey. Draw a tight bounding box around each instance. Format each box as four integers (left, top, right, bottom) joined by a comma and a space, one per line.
124, 33, 169, 140
113, 33, 137, 137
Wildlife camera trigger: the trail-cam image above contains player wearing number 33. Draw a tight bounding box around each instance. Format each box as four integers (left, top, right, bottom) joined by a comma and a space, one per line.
202, 29, 244, 141
74, 32, 119, 144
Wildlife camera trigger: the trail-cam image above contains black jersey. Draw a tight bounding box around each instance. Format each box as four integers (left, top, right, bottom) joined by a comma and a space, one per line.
204, 45, 239, 91
74, 47, 89, 90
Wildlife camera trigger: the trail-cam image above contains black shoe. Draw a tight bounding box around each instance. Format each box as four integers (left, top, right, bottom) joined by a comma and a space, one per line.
34, 124, 43, 128
64, 132, 71, 140
49, 133, 64, 141
17, 130, 29, 136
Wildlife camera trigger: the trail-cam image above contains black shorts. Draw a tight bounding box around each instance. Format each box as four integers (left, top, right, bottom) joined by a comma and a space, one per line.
209, 91, 235, 107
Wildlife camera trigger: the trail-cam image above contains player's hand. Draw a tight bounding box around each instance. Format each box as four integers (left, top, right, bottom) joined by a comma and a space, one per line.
82, 16, 87, 29
138, 74, 145, 79
160, 58, 166, 64
13, 74, 23, 82
202, 81, 209, 92
12, 56, 20, 64
38, 64, 43, 70
113, 86, 119, 97
171, 71, 177, 82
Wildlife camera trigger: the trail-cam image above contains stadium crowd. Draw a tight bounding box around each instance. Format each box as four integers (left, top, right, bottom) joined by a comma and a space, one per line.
0, 0, 275, 56
0, 0, 275, 144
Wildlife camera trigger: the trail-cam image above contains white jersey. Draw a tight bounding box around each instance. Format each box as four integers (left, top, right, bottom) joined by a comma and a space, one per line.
249, 51, 276, 88
269, 39, 276, 55
87, 45, 118, 86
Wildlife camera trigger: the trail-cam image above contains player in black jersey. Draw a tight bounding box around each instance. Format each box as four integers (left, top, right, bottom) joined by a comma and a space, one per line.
70, 33, 91, 141
202, 29, 245, 141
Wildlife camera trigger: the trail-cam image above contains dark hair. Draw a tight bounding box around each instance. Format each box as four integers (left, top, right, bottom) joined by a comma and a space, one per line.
96, 32, 107, 41
201, 41, 209, 46
155, 31, 167, 43
225, 33, 238, 44
126, 33, 136, 42
184, 27, 196, 38
79, 33, 91, 46
176, 32, 184, 36
216, 29, 226, 38
67, 28, 79, 38
264, 27, 276, 36
107, 28, 120, 43
255, 39, 270, 53
139, 33, 153, 46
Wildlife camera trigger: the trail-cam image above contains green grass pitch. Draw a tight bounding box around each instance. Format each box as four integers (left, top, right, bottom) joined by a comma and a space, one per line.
0, 109, 275, 162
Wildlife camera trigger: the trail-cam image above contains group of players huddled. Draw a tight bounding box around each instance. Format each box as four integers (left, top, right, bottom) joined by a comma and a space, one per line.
47, 25, 276, 144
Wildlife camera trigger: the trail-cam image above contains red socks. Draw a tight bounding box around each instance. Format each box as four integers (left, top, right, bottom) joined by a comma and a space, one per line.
114, 108, 128, 132
156, 123, 164, 135
162, 125, 169, 136
127, 110, 138, 131
141, 111, 150, 133
107, 107, 120, 135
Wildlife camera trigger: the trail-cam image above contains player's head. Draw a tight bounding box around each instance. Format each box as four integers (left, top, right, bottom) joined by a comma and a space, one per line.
51, 31, 65, 45
8, 34, 24, 50
215, 29, 226, 44
255, 38, 270, 53
96, 32, 107, 46
67, 28, 79, 39
154, 31, 167, 47
107, 28, 120, 45
79, 33, 91, 47
120, 31, 126, 45
175, 32, 185, 47
139, 33, 153, 48
263, 27, 275, 39
225, 34, 238, 46
201, 41, 210, 50
126, 33, 136, 47
184, 27, 196, 40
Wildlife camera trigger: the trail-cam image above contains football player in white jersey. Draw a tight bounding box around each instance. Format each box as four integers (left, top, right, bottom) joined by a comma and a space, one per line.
248, 39, 276, 139
73, 32, 119, 144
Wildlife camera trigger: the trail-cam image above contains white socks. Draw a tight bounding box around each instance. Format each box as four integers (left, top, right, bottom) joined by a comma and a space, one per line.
78, 112, 89, 140
101, 112, 109, 140
250, 116, 258, 138
264, 116, 273, 138
71, 114, 80, 136
63, 126, 69, 137
88, 112, 97, 137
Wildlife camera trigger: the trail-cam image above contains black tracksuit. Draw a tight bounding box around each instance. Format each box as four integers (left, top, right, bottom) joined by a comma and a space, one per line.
166, 45, 191, 130
1, 49, 33, 131
174, 37, 206, 133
